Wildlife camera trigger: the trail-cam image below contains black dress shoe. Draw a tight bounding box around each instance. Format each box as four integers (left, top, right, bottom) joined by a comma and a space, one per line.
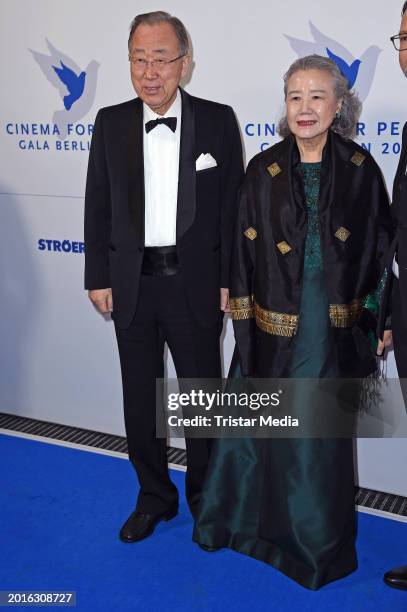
198, 543, 220, 552
119, 506, 178, 543
384, 565, 407, 590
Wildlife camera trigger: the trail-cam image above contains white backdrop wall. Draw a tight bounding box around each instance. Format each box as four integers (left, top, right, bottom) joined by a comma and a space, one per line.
1, 0, 406, 495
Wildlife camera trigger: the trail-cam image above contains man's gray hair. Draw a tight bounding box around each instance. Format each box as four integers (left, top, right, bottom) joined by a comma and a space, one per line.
128, 11, 190, 55
278, 54, 362, 139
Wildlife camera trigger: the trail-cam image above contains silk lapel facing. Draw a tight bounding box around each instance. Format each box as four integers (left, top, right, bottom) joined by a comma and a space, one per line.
395, 122, 407, 188
177, 88, 196, 240
392, 122, 407, 225
128, 97, 144, 245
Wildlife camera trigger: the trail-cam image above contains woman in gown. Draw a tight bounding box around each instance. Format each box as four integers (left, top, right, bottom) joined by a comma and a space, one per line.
193, 55, 393, 589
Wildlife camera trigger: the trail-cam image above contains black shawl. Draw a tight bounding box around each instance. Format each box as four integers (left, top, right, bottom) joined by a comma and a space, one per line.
230, 130, 394, 377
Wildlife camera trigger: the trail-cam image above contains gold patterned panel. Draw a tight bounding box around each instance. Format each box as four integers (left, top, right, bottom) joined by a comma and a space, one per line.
277, 241, 292, 255
230, 295, 254, 320
350, 152, 365, 166
334, 226, 351, 242
329, 298, 363, 328
267, 162, 282, 177
254, 302, 299, 337
244, 227, 257, 240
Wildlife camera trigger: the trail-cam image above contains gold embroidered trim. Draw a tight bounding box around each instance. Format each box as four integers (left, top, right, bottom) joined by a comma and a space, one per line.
244, 227, 257, 240
334, 226, 351, 242
277, 241, 292, 255
350, 152, 365, 166
267, 162, 282, 177
230, 295, 254, 320
254, 302, 299, 337
232, 294, 365, 331
329, 298, 363, 328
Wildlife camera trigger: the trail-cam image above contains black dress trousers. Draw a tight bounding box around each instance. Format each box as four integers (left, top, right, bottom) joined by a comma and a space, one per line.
114, 271, 222, 517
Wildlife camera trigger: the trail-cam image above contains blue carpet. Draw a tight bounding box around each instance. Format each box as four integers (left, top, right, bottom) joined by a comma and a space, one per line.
0, 434, 405, 611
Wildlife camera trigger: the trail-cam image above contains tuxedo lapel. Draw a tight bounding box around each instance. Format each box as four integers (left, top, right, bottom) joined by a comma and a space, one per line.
128, 97, 144, 244
391, 126, 407, 228
177, 88, 196, 240
393, 124, 407, 200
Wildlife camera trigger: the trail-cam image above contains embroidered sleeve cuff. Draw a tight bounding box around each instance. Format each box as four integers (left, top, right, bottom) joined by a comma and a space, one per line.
229, 295, 254, 320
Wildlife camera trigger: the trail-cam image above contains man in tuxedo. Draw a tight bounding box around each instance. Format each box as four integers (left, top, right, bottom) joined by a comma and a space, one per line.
84, 11, 243, 542
378, 0, 407, 590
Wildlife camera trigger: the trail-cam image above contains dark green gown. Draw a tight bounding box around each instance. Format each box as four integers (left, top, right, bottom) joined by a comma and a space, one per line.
193, 163, 357, 590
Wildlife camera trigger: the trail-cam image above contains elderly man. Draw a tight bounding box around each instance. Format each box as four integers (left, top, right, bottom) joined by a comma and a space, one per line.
378, 0, 407, 590
84, 11, 243, 542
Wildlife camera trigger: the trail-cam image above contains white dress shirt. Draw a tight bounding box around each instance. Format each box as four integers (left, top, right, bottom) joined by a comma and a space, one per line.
143, 91, 181, 246
392, 255, 399, 279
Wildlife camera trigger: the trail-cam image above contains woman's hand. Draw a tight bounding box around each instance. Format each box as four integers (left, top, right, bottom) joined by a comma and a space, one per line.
220, 288, 230, 313
376, 330, 393, 357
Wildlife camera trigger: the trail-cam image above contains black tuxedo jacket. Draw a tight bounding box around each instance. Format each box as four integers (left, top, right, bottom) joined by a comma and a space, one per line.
378, 121, 407, 335
84, 88, 244, 329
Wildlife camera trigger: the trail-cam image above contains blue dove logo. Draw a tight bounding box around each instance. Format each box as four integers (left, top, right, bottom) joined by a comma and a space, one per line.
325, 48, 361, 89
52, 61, 86, 110
30, 39, 99, 136
284, 22, 381, 101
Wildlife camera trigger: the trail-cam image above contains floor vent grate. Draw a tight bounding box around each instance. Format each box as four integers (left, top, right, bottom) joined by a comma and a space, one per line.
0, 412, 404, 515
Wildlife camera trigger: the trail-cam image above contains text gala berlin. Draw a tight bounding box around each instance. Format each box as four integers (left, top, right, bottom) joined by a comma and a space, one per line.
17, 139, 90, 151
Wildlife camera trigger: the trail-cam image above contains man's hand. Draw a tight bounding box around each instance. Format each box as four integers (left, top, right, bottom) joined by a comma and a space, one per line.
88, 288, 113, 315
376, 330, 393, 357
220, 288, 230, 313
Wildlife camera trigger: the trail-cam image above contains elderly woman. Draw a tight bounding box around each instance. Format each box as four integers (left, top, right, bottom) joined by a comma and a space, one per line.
193, 55, 393, 589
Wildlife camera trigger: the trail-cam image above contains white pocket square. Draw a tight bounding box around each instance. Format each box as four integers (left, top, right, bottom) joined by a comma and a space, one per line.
196, 153, 217, 171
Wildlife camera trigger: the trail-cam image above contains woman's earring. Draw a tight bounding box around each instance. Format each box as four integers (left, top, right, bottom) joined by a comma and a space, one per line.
335, 109, 342, 120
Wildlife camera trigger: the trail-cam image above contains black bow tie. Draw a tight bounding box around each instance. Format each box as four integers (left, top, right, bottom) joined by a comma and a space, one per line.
145, 117, 177, 134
